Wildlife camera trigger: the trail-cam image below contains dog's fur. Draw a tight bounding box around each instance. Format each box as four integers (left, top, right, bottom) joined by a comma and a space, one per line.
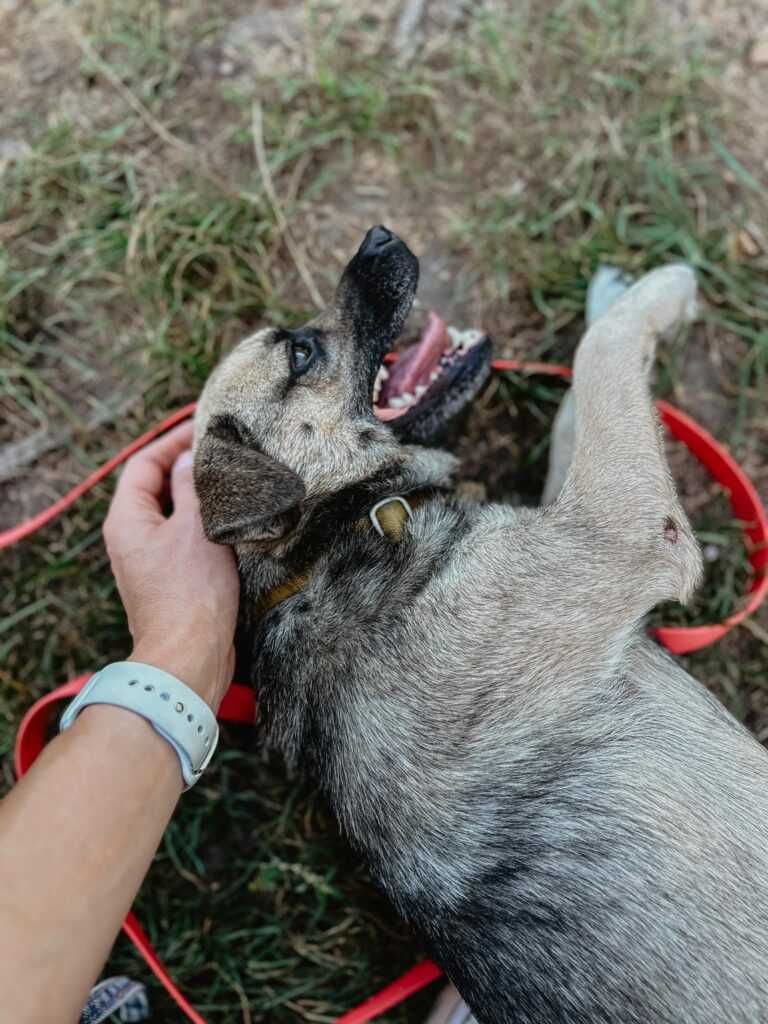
194, 229, 768, 1024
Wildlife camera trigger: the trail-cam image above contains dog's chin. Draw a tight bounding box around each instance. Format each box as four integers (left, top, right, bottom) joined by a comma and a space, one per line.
372, 311, 492, 444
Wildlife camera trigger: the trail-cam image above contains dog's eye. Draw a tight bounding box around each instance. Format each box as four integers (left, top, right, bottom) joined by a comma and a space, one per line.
290, 337, 316, 376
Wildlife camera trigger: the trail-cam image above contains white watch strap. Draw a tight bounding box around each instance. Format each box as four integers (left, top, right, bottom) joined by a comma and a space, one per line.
59, 662, 219, 789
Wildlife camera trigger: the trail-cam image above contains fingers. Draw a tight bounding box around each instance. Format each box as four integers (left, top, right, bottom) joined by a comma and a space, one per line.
169, 448, 201, 525
107, 422, 195, 533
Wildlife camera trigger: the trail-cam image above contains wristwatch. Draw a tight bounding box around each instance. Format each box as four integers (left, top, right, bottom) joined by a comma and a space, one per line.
59, 661, 219, 789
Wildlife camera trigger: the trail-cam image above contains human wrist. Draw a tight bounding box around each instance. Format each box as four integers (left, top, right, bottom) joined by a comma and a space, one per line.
73, 704, 184, 793
59, 663, 221, 789
128, 635, 230, 712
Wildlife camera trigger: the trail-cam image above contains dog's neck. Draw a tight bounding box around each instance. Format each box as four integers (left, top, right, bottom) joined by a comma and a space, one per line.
231, 450, 457, 682
252, 488, 438, 620
232, 445, 458, 614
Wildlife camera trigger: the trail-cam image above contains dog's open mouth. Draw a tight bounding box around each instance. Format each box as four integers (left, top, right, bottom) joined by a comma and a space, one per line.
372, 311, 491, 433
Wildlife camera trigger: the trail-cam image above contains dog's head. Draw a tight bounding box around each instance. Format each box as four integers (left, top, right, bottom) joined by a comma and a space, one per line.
194, 226, 490, 545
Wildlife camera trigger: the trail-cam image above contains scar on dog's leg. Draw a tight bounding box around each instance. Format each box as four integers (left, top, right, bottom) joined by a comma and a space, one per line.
552, 263, 702, 608
542, 266, 634, 505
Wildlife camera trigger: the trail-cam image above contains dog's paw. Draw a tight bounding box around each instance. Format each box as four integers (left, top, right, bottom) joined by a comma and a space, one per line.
620, 263, 699, 336
587, 263, 699, 334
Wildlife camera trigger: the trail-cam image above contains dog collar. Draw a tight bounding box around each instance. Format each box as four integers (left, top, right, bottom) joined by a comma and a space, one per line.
368, 494, 415, 540
256, 494, 425, 617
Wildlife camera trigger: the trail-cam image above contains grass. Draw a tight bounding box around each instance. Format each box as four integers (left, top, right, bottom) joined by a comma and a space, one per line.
111, 740, 436, 1021
1, 0, 767, 1020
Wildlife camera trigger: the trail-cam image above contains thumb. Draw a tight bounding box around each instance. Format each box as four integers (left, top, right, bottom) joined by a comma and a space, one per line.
170, 449, 198, 516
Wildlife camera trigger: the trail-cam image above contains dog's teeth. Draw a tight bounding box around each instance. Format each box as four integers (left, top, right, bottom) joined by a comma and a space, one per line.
447, 326, 484, 352
389, 396, 408, 409
430, 369, 440, 381
415, 384, 428, 397
401, 391, 415, 404
372, 365, 390, 404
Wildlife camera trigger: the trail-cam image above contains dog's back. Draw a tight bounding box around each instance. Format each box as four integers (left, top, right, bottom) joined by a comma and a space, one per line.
260, 495, 768, 1023
409, 636, 768, 1023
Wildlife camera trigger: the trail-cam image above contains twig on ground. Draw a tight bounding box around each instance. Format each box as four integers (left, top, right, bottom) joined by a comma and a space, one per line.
251, 102, 324, 311
741, 616, 768, 647
394, 0, 427, 65
0, 394, 136, 483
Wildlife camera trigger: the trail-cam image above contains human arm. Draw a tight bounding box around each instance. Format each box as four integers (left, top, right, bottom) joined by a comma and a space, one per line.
0, 422, 240, 1023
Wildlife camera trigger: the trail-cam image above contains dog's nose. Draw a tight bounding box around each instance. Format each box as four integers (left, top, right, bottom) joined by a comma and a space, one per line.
361, 225, 396, 253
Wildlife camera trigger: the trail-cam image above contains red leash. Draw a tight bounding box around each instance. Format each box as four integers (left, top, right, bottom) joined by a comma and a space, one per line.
7, 360, 768, 1021
13, 676, 440, 1023
652, 400, 768, 652
14, 677, 260, 1024
0, 403, 197, 551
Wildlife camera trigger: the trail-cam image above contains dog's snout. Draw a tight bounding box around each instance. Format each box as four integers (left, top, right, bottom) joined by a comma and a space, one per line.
361, 225, 396, 254
345, 226, 411, 289
336, 226, 419, 357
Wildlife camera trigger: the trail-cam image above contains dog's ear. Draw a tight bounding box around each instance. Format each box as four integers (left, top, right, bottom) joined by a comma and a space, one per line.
194, 416, 306, 545
553, 265, 703, 613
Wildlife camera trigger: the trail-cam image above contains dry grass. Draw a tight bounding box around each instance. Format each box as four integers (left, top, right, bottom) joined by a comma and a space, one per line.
1, 0, 767, 1020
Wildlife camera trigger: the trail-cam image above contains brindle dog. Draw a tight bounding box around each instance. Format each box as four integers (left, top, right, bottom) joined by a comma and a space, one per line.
194, 227, 768, 1024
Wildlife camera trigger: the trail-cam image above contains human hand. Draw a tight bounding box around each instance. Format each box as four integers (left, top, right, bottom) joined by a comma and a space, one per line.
103, 421, 239, 711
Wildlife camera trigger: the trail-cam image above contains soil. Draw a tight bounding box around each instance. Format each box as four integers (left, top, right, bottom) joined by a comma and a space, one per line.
3, 0, 765, 521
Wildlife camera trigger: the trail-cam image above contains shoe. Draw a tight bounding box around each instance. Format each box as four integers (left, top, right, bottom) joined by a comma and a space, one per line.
424, 983, 478, 1024
586, 264, 634, 326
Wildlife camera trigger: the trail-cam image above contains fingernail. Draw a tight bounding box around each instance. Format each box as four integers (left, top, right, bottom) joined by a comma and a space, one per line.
175, 449, 194, 471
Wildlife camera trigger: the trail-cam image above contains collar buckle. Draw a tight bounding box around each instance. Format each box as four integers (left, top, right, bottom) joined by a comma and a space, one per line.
369, 495, 414, 539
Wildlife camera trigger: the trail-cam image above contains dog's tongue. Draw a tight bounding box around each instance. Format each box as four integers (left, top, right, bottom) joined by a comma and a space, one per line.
374, 406, 402, 422
375, 312, 448, 424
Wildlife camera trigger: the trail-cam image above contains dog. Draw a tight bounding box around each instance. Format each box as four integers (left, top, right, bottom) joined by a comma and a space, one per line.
194, 226, 768, 1023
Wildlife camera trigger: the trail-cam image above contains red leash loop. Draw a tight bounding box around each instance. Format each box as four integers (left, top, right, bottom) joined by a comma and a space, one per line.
13, 676, 437, 1023
0, 403, 197, 552
654, 400, 768, 654
7, 360, 768, 1021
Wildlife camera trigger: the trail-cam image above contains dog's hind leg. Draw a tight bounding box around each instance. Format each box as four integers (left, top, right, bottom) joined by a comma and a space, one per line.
551, 263, 702, 613
540, 388, 576, 506
541, 266, 635, 505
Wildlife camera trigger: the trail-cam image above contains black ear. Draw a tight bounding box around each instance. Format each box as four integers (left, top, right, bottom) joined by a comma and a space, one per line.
194, 416, 306, 545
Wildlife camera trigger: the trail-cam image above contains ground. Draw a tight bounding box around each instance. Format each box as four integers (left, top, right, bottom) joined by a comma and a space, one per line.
1, 0, 767, 1020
